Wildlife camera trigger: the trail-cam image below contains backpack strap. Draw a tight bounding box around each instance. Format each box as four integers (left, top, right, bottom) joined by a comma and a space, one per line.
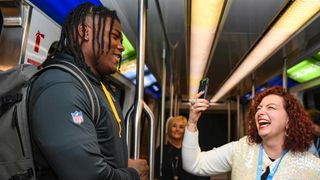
0, 94, 23, 117
9, 168, 34, 180
36, 61, 100, 126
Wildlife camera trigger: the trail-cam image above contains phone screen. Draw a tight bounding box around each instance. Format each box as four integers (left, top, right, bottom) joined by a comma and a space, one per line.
198, 78, 209, 99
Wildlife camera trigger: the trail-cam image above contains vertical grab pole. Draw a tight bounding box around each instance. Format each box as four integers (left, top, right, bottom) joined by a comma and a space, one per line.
169, 50, 175, 117
143, 102, 155, 180
132, 0, 156, 179
282, 58, 287, 90
125, 106, 134, 156
282, 49, 287, 90
251, 73, 255, 98
174, 94, 179, 116
236, 93, 240, 139
159, 46, 166, 176
227, 100, 231, 142
133, 0, 147, 159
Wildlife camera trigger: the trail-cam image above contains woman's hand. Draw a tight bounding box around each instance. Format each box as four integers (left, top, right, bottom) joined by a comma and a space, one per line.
187, 91, 209, 132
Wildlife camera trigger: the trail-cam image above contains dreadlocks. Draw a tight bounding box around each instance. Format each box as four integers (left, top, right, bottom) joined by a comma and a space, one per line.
56, 2, 120, 70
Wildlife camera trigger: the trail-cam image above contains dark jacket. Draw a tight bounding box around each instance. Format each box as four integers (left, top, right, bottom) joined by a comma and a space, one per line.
155, 143, 210, 180
28, 53, 139, 180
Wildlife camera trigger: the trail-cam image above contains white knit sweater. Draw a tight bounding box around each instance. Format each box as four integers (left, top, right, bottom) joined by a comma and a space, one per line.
182, 128, 320, 180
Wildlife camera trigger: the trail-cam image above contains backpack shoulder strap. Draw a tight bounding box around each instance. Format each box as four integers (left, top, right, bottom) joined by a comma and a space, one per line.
36, 61, 100, 126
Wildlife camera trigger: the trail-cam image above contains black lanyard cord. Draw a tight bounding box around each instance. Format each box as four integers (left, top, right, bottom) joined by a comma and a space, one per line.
171, 156, 179, 180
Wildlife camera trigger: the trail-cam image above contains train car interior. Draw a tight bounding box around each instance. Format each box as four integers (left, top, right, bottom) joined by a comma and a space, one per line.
0, 0, 319, 179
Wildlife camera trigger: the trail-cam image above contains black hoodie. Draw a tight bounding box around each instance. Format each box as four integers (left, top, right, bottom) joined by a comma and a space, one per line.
29, 52, 139, 180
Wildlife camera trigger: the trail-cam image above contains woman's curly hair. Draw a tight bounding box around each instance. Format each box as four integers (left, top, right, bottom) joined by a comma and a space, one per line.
247, 86, 313, 152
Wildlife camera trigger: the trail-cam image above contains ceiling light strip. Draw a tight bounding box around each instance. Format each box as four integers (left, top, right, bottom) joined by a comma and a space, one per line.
189, 0, 225, 98
211, 0, 320, 102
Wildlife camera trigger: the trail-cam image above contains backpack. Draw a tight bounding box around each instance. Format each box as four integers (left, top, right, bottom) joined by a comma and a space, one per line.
0, 61, 100, 180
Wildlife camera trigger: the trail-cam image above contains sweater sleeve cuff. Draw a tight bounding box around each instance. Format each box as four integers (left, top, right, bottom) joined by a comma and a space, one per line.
183, 127, 199, 148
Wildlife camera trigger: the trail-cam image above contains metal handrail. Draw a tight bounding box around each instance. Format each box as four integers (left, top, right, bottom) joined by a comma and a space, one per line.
159, 46, 166, 176
131, 0, 146, 160
142, 102, 155, 180
129, 0, 156, 179
126, 101, 156, 180
125, 105, 134, 155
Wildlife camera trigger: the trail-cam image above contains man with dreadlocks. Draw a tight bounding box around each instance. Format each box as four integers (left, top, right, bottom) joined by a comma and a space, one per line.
28, 2, 148, 180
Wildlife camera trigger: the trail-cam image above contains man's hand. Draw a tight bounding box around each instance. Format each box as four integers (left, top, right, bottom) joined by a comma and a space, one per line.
128, 158, 149, 180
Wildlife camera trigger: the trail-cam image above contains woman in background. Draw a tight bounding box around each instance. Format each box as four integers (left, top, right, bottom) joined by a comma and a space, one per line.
183, 86, 320, 179
155, 115, 209, 180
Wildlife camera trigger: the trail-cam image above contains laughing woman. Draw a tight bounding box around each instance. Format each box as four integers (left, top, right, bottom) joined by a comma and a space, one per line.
182, 86, 320, 179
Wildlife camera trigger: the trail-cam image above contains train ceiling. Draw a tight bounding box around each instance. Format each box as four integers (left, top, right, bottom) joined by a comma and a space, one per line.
103, 0, 320, 102
23, 0, 320, 102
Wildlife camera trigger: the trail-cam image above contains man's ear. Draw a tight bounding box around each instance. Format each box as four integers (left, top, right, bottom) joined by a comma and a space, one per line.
78, 24, 89, 40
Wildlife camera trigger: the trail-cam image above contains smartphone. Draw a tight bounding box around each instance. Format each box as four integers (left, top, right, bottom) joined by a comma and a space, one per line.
198, 78, 209, 99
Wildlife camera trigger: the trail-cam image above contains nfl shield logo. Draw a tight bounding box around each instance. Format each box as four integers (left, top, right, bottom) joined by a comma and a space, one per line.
71, 111, 84, 124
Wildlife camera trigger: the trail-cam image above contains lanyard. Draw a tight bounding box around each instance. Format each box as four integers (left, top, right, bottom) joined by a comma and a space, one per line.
256, 144, 288, 180
172, 156, 179, 180
100, 82, 122, 137
316, 138, 320, 154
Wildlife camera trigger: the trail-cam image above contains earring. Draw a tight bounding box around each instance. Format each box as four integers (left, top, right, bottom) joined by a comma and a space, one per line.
285, 126, 289, 137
